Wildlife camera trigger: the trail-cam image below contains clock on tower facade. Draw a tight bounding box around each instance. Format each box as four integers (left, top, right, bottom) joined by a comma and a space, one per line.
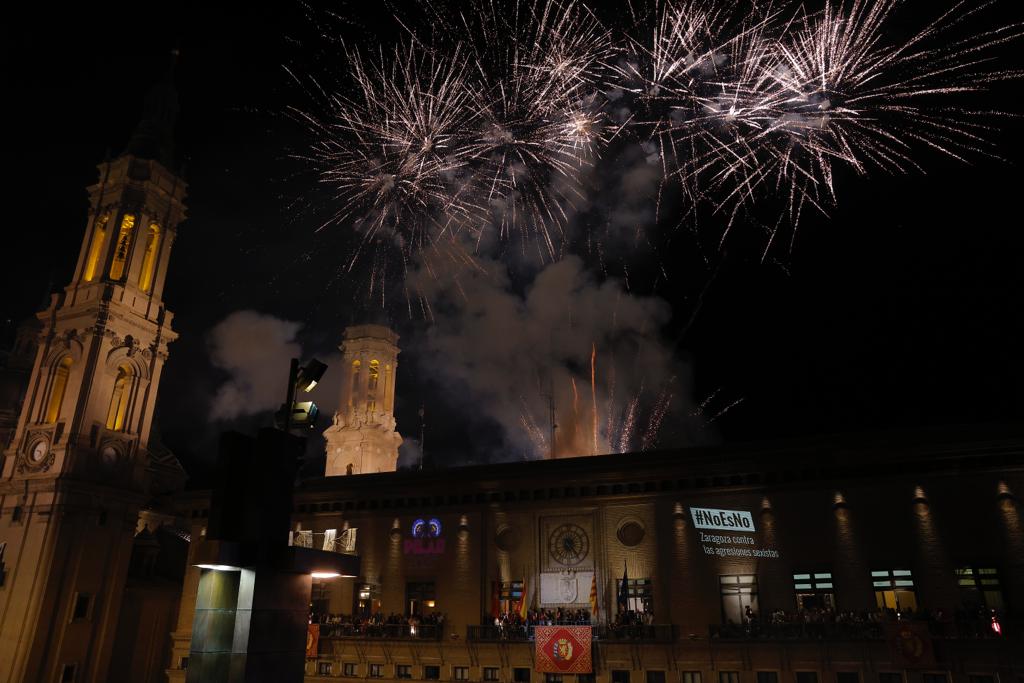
0, 64, 186, 683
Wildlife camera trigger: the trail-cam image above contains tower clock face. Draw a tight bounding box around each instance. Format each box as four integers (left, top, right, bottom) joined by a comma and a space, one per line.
29, 439, 48, 464
548, 523, 589, 566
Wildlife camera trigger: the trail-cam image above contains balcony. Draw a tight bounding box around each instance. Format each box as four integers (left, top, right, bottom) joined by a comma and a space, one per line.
318, 623, 444, 640
290, 529, 357, 555
466, 624, 676, 643
709, 618, 1014, 642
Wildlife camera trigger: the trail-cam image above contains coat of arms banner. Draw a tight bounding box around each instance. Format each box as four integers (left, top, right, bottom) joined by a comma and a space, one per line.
534, 626, 593, 674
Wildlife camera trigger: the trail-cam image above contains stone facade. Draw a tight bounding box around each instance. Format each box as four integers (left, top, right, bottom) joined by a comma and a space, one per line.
167, 428, 1024, 683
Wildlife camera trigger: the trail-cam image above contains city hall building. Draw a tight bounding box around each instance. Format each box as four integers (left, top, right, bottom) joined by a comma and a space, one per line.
166, 424, 1024, 683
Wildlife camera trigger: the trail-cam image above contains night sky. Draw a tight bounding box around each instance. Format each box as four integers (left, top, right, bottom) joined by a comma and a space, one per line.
4, 0, 1023, 483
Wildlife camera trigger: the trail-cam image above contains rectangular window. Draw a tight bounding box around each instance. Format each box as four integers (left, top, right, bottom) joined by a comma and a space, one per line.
369, 664, 383, 678
320, 663, 334, 676
546, 676, 564, 683
513, 669, 530, 683
61, 665, 77, 683
407, 582, 437, 617
344, 663, 358, 677
624, 578, 654, 613
871, 570, 918, 613
647, 673, 667, 683
922, 675, 948, 683
758, 673, 779, 683
179, 656, 189, 671
792, 572, 835, 610
498, 581, 525, 614
682, 673, 702, 683
956, 568, 1004, 611
578, 676, 596, 683
796, 674, 818, 683
485, 669, 500, 682
720, 575, 759, 624
454, 667, 470, 681
398, 665, 413, 679
426, 667, 441, 680
72, 594, 91, 621
613, 672, 631, 683
878, 674, 902, 683
720, 673, 740, 683
836, 674, 858, 683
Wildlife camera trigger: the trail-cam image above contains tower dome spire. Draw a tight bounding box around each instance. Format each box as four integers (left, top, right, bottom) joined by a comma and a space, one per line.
126, 49, 180, 168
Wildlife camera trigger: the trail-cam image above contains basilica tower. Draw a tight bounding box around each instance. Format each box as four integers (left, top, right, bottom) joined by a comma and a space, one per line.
323, 325, 402, 475
0, 65, 186, 682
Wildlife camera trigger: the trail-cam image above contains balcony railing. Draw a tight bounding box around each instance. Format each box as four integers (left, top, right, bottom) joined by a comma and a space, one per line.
467, 624, 676, 643
318, 623, 444, 640
710, 619, 1014, 641
289, 529, 357, 555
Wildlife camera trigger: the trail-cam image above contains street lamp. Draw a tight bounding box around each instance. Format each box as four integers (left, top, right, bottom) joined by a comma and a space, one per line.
277, 357, 328, 433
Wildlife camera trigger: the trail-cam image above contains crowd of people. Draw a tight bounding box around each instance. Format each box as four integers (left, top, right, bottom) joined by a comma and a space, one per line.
714, 605, 1005, 639
491, 607, 593, 628
313, 611, 446, 638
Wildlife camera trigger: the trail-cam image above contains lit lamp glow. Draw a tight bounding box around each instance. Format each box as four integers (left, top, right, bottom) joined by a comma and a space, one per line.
311, 571, 342, 579
195, 564, 240, 571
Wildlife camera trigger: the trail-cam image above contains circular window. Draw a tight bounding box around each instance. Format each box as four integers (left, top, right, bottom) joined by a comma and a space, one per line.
616, 520, 645, 547
495, 525, 520, 552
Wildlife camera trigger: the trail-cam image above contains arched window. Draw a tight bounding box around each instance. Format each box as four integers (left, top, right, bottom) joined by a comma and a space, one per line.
138, 222, 161, 293
367, 360, 379, 413
349, 360, 361, 407
44, 357, 72, 423
108, 213, 136, 280
368, 360, 380, 391
83, 215, 109, 282
106, 365, 132, 431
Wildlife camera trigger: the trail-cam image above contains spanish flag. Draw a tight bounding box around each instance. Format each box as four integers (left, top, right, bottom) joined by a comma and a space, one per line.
589, 572, 599, 620
519, 575, 529, 619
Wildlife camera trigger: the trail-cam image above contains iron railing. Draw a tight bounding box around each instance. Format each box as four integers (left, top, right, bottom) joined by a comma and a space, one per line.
466, 624, 675, 642
318, 623, 444, 640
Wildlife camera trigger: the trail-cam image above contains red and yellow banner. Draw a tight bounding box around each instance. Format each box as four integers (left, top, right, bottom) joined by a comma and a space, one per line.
535, 626, 592, 674
306, 624, 320, 658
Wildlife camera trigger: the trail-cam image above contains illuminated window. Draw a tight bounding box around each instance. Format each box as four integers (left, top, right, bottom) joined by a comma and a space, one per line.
793, 571, 834, 610
406, 582, 436, 616
484, 669, 500, 682
343, 663, 358, 677
682, 673, 702, 683
44, 357, 72, 424
871, 570, 917, 613
319, 663, 333, 676
137, 223, 161, 292
543, 675, 561, 683
83, 215, 109, 282
956, 567, 1003, 611
454, 667, 469, 681
369, 359, 380, 390
350, 360, 361, 405
109, 214, 136, 280
397, 666, 413, 679
720, 575, 758, 624
369, 664, 383, 678
106, 366, 132, 431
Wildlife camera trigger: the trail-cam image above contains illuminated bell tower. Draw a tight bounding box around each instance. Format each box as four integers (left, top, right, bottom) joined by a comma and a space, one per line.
323, 325, 402, 475
0, 63, 186, 683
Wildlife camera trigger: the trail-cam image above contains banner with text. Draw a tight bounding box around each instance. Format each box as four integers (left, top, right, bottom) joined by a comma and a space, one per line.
690, 506, 780, 559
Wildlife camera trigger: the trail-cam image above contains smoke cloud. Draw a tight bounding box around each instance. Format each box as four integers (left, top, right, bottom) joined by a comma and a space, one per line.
409, 254, 702, 460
